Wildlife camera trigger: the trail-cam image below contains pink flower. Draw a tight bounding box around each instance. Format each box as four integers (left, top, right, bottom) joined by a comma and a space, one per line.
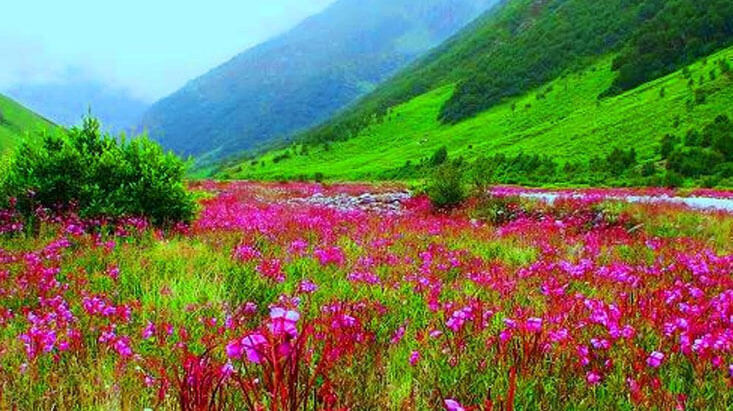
257, 259, 285, 283
590, 338, 610, 350
289, 239, 308, 255
444, 399, 465, 411
107, 265, 120, 281
586, 371, 602, 385
314, 246, 346, 266
391, 323, 406, 344
220, 362, 235, 379
144, 375, 155, 387
268, 307, 300, 338
226, 340, 243, 359
429, 329, 443, 339
298, 279, 318, 294
234, 244, 261, 262
242, 333, 268, 364
526, 317, 543, 333
142, 321, 155, 340
647, 351, 665, 368
113, 337, 133, 357
409, 350, 420, 366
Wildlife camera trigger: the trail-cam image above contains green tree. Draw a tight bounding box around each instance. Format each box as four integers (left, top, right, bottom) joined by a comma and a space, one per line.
426, 161, 465, 209
1, 116, 196, 226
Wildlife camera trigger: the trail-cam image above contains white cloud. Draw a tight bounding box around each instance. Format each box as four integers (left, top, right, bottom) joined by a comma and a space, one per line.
1, 0, 337, 102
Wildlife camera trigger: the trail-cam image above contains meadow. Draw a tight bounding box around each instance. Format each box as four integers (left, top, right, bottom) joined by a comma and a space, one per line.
226, 46, 733, 183
1, 181, 732, 409
0, 93, 56, 156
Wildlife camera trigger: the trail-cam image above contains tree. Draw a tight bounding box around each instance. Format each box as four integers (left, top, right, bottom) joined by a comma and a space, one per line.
660, 134, 678, 158
426, 162, 465, 209
1, 116, 196, 226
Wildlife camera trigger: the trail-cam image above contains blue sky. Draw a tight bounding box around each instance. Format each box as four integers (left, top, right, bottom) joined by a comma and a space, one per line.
0, 0, 336, 102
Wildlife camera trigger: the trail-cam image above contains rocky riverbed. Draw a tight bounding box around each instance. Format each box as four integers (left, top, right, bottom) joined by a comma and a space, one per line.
287, 191, 412, 214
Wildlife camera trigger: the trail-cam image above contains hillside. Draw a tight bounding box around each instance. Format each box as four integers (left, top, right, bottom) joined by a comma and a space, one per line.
0, 93, 56, 156
221, 45, 733, 184
141, 0, 499, 161
295, 0, 733, 146
6, 77, 149, 133
218, 0, 733, 186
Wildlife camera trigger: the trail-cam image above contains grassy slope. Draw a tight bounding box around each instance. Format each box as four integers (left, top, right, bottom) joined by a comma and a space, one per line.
0, 93, 56, 156
225, 46, 733, 182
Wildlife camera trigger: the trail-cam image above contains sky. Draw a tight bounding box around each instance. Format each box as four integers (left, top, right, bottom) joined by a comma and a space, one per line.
0, 0, 336, 102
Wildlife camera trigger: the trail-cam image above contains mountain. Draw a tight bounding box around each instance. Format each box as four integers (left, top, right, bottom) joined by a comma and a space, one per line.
221, 0, 733, 185
6, 76, 149, 133
141, 0, 500, 159
0, 93, 57, 156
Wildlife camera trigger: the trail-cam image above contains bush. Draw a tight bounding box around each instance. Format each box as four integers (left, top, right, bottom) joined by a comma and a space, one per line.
430, 146, 448, 167
426, 162, 465, 209
472, 194, 521, 225
662, 170, 685, 188
1, 116, 196, 226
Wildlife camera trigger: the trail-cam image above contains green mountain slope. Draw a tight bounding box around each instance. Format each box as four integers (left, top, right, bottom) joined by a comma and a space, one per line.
142, 0, 499, 160
0, 93, 56, 156
297, 0, 733, 146
221, 46, 733, 182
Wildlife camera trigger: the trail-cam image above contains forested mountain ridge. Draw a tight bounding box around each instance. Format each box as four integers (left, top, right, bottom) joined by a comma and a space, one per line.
220, 19, 733, 186
298, 0, 733, 145
141, 0, 500, 160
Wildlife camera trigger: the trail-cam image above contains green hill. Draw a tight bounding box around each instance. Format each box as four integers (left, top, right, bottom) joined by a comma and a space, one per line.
0, 93, 56, 156
221, 46, 733, 184
218, 0, 733, 186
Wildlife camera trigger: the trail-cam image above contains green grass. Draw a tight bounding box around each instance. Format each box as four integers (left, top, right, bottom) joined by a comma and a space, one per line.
0, 93, 56, 156
225, 46, 733, 182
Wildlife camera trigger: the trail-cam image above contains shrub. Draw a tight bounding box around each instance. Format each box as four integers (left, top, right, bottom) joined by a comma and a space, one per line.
430, 146, 448, 167
471, 194, 522, 225
641, 162, 656, 177
1, 116, 196, 226
468, 156, 497, 193
662, 170, 684, 188
426, 162, 465, 209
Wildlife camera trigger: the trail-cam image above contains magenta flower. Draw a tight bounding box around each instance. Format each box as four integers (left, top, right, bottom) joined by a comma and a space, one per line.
647, 351, 665, 368
113, 337, 133, 357
314, 246, 346, 266
106, 265, 120, 281
233, 244, 261, 262
526, 317, 543, 333
220, 362, 235, 379
142, 321, 155, 340
242, 333, 268, 364
298, 279, 318, 294
444, 399, 465, 411
226, 340, 243, 360
391, 323, 406, 344
268, 307, 300, 338
586, 371, 602, 385
409, 350, 420, 366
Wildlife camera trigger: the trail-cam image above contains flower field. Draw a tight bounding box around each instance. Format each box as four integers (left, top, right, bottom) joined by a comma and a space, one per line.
1, 181, 732, 409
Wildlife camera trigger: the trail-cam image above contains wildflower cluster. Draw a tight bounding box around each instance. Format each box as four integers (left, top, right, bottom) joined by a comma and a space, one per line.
0, 181, 731, 409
